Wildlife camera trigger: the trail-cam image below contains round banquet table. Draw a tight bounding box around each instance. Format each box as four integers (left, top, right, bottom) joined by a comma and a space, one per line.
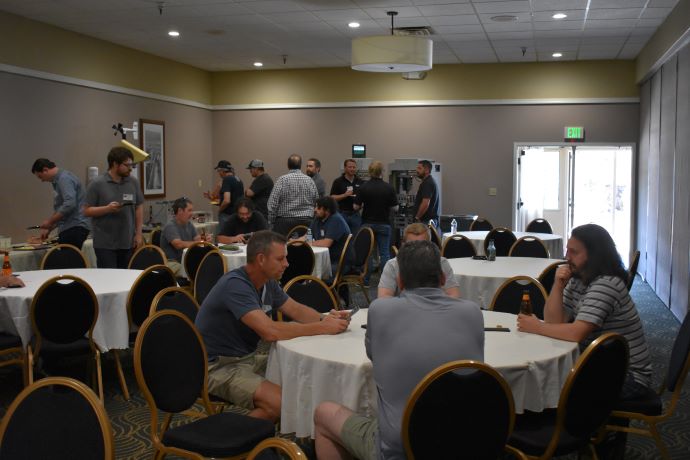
449, 256, 563, 309
0, 268, 141, 352
181, 244, 332, 279
8, 247, 50, 272
443, 231, 564, 259
265, 309, 578, 438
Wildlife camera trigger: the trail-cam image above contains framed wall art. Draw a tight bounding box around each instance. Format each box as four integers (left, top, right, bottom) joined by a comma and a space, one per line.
139, 119, 166, 197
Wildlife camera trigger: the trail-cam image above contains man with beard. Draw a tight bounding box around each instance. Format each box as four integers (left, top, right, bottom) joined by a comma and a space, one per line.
306, 158, 327, 197
330, 159, 364, 237
412, 160, 439, 230
195, 230, 351, 421
84, 147, 144, 268
217, 198, 268, 244
244, 159, 273, 217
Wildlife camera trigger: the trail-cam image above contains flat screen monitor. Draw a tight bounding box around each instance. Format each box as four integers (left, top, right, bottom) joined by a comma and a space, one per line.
352, 144, 366, 158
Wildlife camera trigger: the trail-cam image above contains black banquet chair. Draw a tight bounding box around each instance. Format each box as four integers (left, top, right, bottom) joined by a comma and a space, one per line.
183, 241, 216, 285
0, 332, 27, 387
489, 276, 548, 319
508, 333, 629, 460
402, 360, 527, 460
281, 241, 315, 286
150, 228, 162, 247
538, 261, 562, 295
0, 377, 115, 460
336, 227, 375, 306
441, 234, 476, 259
484, 227, 517, 257
193, 249, 227, 305
509, 236, 550, 258
428, 224, 442, 249
627, 250, 641, 291
470, 217, 493, 231
287, 224, 310, 239
40, 244, 88, 269
525, 218, 553, 234
284, 275, 338, 314
247, 438, 306, 460
134, 311, 276, 459
150, 286, 201, 322
128, 244, 167, 270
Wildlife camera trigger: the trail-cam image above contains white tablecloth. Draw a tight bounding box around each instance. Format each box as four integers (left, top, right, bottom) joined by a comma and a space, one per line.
8, 248, 49, 272
0, 268, 141, 352
266, 309, 578, 437
443, 231, 563, 258
180, 244, 332, 279
449, 256, 562, 309
193, 220, 219, 236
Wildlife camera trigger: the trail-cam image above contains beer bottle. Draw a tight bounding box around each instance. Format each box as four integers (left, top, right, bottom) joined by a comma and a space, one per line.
2, 253, 12, 277
520, 290, 532, 315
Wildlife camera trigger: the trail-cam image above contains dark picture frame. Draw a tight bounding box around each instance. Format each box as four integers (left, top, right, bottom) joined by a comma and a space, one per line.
139, 119, 166, 198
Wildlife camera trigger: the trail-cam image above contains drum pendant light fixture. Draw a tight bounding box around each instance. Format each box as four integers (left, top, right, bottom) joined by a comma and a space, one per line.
351, 11, 433, 73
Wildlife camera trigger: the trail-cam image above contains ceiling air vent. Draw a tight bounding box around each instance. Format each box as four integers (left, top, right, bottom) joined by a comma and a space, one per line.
394, 26, 434, 36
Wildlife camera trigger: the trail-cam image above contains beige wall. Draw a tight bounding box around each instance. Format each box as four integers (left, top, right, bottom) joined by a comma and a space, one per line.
214, 103, 639, 228
0, 72, 213, 241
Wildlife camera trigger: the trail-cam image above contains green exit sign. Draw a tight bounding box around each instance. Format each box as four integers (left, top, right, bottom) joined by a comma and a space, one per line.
564, 126, 585, 141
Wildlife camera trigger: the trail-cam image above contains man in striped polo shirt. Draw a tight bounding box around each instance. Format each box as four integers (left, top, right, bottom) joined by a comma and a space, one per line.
517, 223, 652, 401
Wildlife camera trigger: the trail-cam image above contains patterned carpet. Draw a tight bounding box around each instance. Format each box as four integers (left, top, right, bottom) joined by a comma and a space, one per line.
1, 276, 688, 459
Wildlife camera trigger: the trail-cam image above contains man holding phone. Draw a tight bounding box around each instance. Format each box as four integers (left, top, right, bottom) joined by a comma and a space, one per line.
84, 146, 144, 268
217, 198, 268, 244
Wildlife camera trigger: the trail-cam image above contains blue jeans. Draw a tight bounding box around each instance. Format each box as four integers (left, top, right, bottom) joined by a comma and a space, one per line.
363, 223, 391, 283
343, 212, 362, 238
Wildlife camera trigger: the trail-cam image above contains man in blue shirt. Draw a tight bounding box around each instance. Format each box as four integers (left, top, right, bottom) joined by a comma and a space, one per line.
308, 196, 351, 275
32, 158, 91, 248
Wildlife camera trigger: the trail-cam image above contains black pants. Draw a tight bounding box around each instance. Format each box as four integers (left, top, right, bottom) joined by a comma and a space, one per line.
58, 226, 90, 249
94, 248, 133, 269
272, 217, 312, 237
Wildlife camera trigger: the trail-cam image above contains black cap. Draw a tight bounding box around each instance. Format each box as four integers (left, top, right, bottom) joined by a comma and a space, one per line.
214, 160, 233, 171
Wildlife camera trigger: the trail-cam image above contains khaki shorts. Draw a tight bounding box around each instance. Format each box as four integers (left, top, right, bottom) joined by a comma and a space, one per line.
340, 414, 378, 460
206, 352, 268, 410
165, 260, 182, 276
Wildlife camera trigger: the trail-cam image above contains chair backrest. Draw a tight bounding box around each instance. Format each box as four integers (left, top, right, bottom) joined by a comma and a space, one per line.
391, 245, 399, 257
284, 275, 338, 314
30, 275, 98, 353
538, 261, 562, 295
330, 234, 353, 286
193, 250, 227, 305
428, 225, 442, 249
128, 244, 167, 270
627, 250, 640, 291
470, 217, 493, 231
150, 286, 201, 322
287, 224, 310, 239
352, 227, 375, 271
508, 236, 550, 258
127, 264, 177, 328
484, 227, 517, 257
247, 438, 305, 460
0, 377, 114, 460
183, 242, 216, 283
281, 241, 315, 285
134, 311, 209, 417
525, 218, 553, 234
556, 334, 628, 449
441, 235, 476, 259
150, 229, 162, 247
665, 310, 690, 395
402, 360, 515, 460
489, 276, 548, 319
40, 244, 88, 270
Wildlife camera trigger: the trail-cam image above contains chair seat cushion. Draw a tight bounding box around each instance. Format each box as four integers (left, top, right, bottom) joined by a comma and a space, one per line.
162, 411, 274, 457
509, 409, 589, 456
614, 388, 663, 416
34, 337, 94, 359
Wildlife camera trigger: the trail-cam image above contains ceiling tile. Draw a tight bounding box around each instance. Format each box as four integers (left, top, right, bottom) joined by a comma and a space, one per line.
240, 1, 306, 14
532, 10, 586, 21
432, 24, 485, 34
473, 1, 531, 14
441, 32, 489, 42
426, 15, 480, 26
640, 7, 674, 18
478, 12, 532, 23
533, 20, 583, 31
531, 0, 588, 11
585, 19, 639, 29
483, 21, 533, 33
486, 30, 534, 40
588, 0, 647, 8
362, 6, 423, 18
587, 8, 643, 20
417, 3, 475, 16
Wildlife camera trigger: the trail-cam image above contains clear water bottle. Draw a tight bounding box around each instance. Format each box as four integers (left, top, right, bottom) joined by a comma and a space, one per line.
450, 218, 457, 234
306, 228, 313, 243
487, 239, 496, 261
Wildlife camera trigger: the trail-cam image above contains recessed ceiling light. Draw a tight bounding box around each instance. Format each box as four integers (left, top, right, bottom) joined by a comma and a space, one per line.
348, 22, 360, 28
168, 30, 180, 37
253, 62, 263, 68
490, 15, 518, 22
552, 13, 567, 19
552, 52, 563, 58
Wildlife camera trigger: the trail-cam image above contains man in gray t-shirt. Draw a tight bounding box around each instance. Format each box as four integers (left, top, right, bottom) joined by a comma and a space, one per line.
378, 222, 460, 298
160, 197, 201, 275
314, 241, 484, 460
84, 147, 144, 268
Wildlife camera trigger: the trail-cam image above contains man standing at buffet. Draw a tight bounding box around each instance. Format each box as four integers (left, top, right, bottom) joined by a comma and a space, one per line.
244, 159, 273, 218
31, 158, 91, 249
413, 160, 440, 230
84, 147, 144, 268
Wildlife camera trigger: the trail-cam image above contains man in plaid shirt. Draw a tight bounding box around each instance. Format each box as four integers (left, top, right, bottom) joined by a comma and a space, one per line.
267, 154, 319, 236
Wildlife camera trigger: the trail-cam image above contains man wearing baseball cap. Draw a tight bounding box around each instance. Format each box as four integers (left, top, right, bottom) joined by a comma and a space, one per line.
244, 159, 273, 218
216, 161, 244, 230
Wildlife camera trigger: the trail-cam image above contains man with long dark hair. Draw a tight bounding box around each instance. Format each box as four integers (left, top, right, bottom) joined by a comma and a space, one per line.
518, 223, 652, 401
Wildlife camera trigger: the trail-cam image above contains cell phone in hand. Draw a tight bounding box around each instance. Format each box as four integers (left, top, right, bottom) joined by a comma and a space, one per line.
346, 305, 360, 317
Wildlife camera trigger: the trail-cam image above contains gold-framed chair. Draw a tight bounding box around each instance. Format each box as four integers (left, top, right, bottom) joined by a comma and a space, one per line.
627, 250, 641, 291
287, 224, 310, 239
40, 243, 88, 269
509, 236, 550, 258
27, 275, 103, 401
182, 241, 216, 285
193, 249, 227, 305
336, 227, 374, 306
247, 438, 306, 460
537, 261, 562, 295
441, 234, 476, 258
281, 241, 315, 286
603, 312, 690, 459
402, 360, 527, 460
470, 217, 493, 231
0, 332, 27, 387
525, 218, 554, 234
128, 244, 167, 270
326, 233, 353, 299
508, 333, 629, 460
150, 286, 201, 322
489, 275, 548, 319
284, 275, 339, 314
150, 228, 162, 247
134, 311, 276, 459
484, 227, 517, 257
428, 224, 442, 249
0, 377, 115, 460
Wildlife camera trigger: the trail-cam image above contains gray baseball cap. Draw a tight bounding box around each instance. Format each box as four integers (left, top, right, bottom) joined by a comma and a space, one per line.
247, 159, 264, 169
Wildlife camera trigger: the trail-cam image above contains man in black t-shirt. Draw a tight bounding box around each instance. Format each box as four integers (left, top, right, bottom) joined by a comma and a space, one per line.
330, 159, 364, 237
218, 161, 244, 229
413, 160, 440, 229
217, 198, 268, 244
244, 159, 273, 218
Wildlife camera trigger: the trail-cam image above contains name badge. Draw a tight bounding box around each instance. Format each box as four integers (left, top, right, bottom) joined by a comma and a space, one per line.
262, 304, 272, 314
122, 193, 134, 202
320, 229, 325, 238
